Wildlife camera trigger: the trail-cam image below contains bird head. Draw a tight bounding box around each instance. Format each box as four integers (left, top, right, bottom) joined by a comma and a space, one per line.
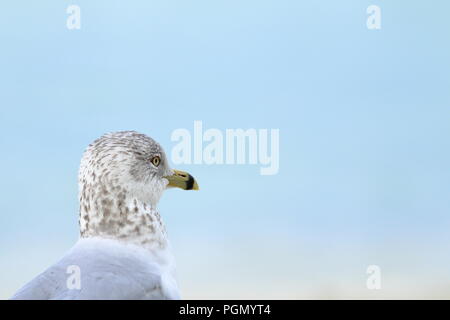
79, 131, 198, 208
78, 131, 199, 239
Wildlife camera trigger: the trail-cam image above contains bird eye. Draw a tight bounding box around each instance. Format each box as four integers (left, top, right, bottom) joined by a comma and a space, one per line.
151, 156, 161, 167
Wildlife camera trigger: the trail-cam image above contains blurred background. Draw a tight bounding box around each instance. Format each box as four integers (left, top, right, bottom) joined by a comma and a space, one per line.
0, 1, 449, 299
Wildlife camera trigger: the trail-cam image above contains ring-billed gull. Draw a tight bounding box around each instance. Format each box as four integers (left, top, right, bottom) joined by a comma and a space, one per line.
11, 131, 199, 300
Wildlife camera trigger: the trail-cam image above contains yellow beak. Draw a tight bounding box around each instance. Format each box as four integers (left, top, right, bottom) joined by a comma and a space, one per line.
164, 170, 199, 190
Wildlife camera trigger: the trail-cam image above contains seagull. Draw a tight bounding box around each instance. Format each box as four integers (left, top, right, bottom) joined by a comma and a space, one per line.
11, 131, 199, 300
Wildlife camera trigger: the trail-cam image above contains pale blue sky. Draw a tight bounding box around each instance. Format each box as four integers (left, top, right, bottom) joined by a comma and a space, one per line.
0, 1, 449, 298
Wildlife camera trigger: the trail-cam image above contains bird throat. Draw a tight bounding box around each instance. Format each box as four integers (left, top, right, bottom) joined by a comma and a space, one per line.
79, 191, 168, 251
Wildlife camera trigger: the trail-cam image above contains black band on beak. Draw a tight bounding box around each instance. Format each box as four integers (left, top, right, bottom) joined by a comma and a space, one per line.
186, 174, 195, 190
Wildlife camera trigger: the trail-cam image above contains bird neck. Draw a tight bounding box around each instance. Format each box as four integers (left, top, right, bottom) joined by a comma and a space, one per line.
79, 193, 169, 251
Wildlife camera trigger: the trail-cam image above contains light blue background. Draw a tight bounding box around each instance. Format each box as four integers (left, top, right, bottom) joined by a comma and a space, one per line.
0, 1, 449, 298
